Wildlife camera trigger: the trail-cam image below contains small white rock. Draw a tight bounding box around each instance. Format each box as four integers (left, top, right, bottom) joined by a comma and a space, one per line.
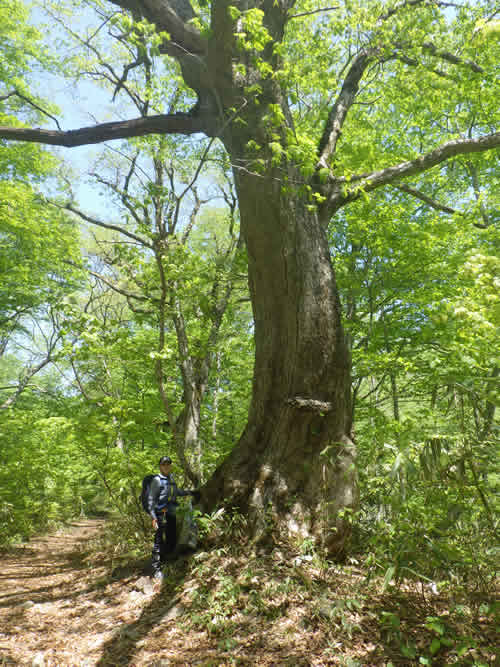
165, 603, 185, 620
20, 600, 36, 610
31, 652, 45, 667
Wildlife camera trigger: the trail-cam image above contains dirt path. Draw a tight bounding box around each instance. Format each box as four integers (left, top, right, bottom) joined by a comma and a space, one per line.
0, 520, 109, 665
0, 520, 160, 666
0, 521, 240, 667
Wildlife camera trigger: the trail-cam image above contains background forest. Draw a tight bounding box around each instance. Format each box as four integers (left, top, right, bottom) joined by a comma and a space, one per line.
0, 0, 498, 612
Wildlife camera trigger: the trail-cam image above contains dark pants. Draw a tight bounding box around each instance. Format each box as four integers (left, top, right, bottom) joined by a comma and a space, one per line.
152, 512, 176, 573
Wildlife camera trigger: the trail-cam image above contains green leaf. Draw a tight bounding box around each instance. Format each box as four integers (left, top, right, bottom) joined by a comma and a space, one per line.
401, 643, 417, 659
429, 638, 441, 655
383, 565, 396, 590
425, 617, 445, 636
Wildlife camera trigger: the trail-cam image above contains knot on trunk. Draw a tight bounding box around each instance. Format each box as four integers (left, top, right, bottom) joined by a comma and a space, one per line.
286, 397, 333, 413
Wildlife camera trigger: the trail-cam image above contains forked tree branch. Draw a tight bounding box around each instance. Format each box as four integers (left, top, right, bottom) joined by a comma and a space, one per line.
0, 317, 62, 410
316, 38, 483, 174
316, 0, 486, 172
0, 355, 55, 410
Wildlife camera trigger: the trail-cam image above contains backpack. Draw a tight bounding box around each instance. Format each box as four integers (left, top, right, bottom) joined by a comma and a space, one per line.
139, 474, 174, 513
140, 474, 158, 514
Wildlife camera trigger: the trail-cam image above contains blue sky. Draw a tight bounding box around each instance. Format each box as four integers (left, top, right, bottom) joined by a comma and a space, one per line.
28, 1, 133, 218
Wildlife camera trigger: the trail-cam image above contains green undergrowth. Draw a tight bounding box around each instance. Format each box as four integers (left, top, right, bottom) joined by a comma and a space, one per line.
91, 511, 498, 666
176, 547, 497, 665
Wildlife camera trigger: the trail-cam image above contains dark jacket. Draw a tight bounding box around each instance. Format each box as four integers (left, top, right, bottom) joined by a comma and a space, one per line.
147, 473, 191, 520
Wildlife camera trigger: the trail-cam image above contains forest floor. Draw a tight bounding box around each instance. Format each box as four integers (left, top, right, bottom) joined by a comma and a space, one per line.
0, 519, 497, 666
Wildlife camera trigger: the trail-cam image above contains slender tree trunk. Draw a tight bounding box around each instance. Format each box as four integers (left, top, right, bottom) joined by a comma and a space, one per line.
203, 164, 356, 556
390, 374, 400, 422
1, 356, 53, 410
175, 383, 204, 486
383, 324, 400, 422
212, 351, 221, 439
479, 365, 499, 441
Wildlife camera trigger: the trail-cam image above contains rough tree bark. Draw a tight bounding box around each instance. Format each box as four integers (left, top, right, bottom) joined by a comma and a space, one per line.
203, 163, 356, 554
1, 0, 499, 555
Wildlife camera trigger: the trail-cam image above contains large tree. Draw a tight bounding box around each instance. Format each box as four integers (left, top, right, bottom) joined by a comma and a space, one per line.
1, 0, 498, 554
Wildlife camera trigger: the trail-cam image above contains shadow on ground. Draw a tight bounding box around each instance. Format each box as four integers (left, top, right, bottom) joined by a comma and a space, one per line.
96, 556, 191, 667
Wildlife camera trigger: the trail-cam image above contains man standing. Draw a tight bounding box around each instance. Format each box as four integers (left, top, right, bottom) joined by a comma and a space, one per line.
147, 456, 199, 580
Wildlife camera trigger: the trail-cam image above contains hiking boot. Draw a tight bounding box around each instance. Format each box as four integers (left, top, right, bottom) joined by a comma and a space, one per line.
152, 570, 164, 581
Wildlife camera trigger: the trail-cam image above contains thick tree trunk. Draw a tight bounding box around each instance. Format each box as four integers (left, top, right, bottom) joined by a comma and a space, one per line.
203, 165, 357, 557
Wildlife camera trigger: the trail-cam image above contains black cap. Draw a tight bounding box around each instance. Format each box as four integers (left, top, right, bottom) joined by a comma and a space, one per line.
159, 456, 172, 465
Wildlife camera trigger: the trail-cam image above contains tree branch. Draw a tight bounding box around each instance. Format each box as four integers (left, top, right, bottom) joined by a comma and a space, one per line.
0, 111, 214, 147
315, 27, 478, 173
45, 7, 149, 114
0, 90, 62, 130
394, 184, 460, 215
390, 39, 483, 78
422, 41, 484, 74
0, 327, 62, 410
87, 171, 145, 231
107, 0, 206, 56
52, 201, 153, 248
377, 0, 430, 23
84, 265, 151, 303
288, 6, 339, 20
393, 52, 448, 78
327, 131, 500, 211
0, 356, 54, 409
466, 161, 492, 228
70, 358, 104, 406
317, 50, 375, 169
